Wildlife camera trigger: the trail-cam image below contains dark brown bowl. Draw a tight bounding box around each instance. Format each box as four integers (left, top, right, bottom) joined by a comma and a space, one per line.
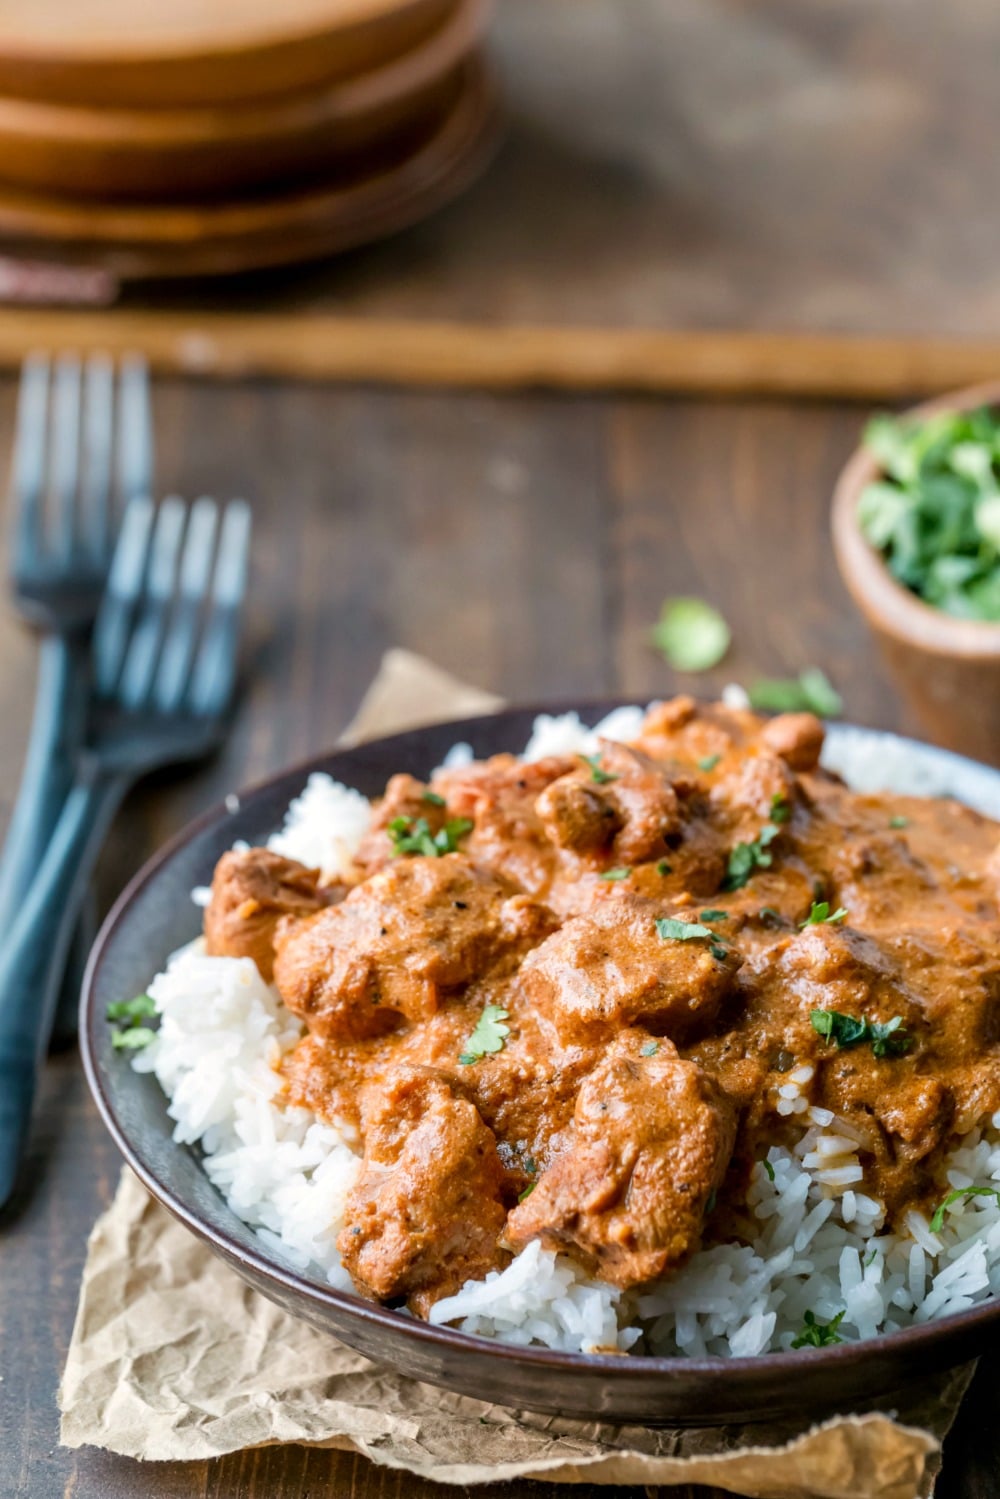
832, 381, 1000, 767
81, 703, 1000, 1426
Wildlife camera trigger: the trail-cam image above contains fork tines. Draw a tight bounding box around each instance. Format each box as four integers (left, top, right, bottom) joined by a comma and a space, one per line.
94, 495, 252, 719
11, 352, 152, 589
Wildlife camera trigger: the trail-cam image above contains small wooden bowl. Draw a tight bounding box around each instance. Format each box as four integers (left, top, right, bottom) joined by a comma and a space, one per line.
832, 381, 1000, 766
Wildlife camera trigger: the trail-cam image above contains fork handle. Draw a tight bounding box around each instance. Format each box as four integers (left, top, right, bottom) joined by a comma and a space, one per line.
0, 632, 87, 919
0, 768, 127, 1208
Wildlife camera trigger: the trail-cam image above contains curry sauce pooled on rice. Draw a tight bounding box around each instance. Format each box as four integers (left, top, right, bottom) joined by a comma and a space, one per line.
138, 698, 1000, 1356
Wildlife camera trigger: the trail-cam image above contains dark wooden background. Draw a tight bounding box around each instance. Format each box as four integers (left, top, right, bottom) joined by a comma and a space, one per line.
0, 379, 998, 1499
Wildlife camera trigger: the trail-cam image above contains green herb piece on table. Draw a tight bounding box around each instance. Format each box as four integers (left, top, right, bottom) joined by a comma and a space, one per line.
600, 867, 632, 882
929, 1185, 1000, 1234
580, 753, 618, 785
810, 1010, 912, 1058
800, 901, 848, 927
651, 597, 731, 672
858, 406, 1000, 621
458, 1005, 510, 1066
748, 668, 843, 718
791, 1309, 846, 1349
389, 815, 473, 858
723, 823, 780, 891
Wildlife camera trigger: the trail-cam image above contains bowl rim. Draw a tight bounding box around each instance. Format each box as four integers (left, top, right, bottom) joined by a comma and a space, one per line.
80, 700, 1000, 1384
831, 378, 1000, 658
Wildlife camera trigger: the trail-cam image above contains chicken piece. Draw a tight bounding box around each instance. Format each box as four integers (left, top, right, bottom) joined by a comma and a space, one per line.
536, 741, 683, 866
713, 750, 798, 825
274, 853, 554, 1040
759, 712, 825, 772
436, 753, 575, 896
203, 847, 338, 981
518, 894, 741, 1045
504, 1033, 735, 1287
338, 1067, 507, 1312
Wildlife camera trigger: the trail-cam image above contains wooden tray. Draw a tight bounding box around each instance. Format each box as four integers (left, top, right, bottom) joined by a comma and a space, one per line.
0, 0, 490, 200
0, 0, 458, 107
0, 59, 501, 279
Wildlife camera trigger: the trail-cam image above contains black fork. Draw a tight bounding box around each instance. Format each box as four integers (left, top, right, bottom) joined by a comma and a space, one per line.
0, 493, 251, 1207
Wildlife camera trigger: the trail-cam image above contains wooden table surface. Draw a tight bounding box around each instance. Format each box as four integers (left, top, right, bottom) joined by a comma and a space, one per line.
1, 378, 998, 1499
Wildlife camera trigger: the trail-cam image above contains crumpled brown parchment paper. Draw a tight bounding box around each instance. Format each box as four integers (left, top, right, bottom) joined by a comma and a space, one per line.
59, 649, 975, 1498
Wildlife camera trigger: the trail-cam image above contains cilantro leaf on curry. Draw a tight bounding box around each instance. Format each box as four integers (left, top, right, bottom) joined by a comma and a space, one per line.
810, 1009, 912, 1058
458, 1005, 510, 1066
389, 815, 473, 858
723, 823, 780, 890
580, 753, 618, 785
800, 901, 848, 927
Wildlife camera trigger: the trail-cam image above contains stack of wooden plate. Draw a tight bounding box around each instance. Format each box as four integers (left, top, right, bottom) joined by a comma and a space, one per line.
0, 0, 499, 279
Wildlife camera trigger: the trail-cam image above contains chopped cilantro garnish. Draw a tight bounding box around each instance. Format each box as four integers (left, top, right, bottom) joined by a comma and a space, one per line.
791, 1309, 846, 1349
770, 793, 791, 823
107, 993, 158, 1052
107, 993, 156, 1023
458, 1004, 510, 1065
111, 1026, 157, 1051
656, 859, 672, 877
858, 407, 1000, 621
518, 1181, 536, 1203
640, 1040, 660, 1057
889, 814, 909, 829
865, 1250, 878, 1268
655, 917, 715, 942
698, 753, 722, 772
800, 901, 848, 927
389, 815, 473, 858
580, 753, 618, 785
929, 1185, 1000, 1234
758, 906, 783, 925
651, 597, 731, 672
422, 789, 446, 807
600, 867, 632, 881
810, 1009, 912, 1058
723, 823, 780, 891
748, 668, 843, 718
762, 1157, 776, 1182
700, 908, 728, 922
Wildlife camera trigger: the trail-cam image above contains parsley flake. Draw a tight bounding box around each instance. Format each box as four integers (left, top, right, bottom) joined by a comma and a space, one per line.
929, 1185, 1000, 1234
389, 815, 473, 858
517, 1181, 536, 1203
111, 1026, 157, 1051
107, 993, 156, 1023
640, 1040, 660, 1057
791, 1309, 846, 1349
723, 823, 780, 891
762, 1157, 776, 1182
810, 1009, 913, 1058
700, 908, 728, 922
889, 814, 909, 829
422, 789, 446, 807
601, 867, 632, 882
698, 753, 722, 772
800, 901, 848, 927
580, 753, 618, 785
758, 906, 783, 926
656, 860, 673, 877
458, 1005, 510, 1065
770, 793, 792, 823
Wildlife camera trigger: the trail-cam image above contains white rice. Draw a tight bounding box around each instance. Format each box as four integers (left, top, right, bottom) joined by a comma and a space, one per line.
134, 707, 1000, 1357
